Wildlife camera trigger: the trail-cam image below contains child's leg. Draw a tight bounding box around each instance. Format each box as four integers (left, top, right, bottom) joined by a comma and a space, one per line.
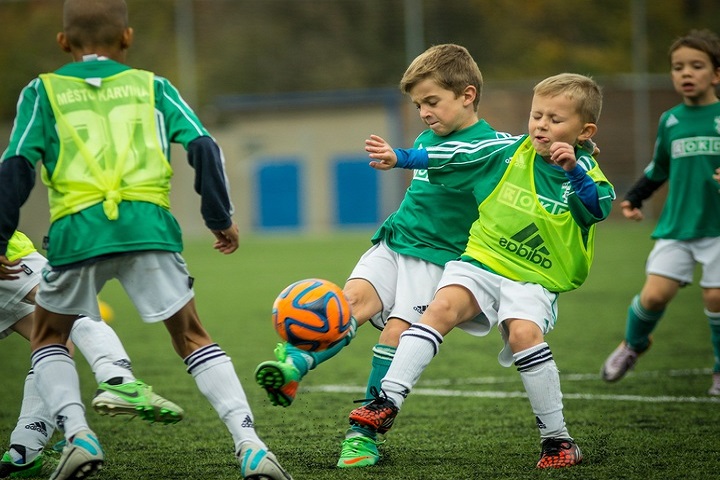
515, 342, 569, 440
70, 316, 135, 384
624, 294, 664, 351
5, 371, 55, 464
707, 308, 720, 374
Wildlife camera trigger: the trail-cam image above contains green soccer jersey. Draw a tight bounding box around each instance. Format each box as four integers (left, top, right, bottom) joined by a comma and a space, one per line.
1, 58, 211, 266
643, 102, 720, 240
371, 120, 510, 266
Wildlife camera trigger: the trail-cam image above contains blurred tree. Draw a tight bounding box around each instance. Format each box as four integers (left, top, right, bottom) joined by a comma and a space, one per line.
0, 0, 718, 122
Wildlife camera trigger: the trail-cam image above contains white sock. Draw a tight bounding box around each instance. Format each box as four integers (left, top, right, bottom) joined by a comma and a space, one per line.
9, 370, 55, 462
514, 342, 570, 440
185, 344, 263, 453
381, 324, 442, 408
70, 316, 135, 384
31, 345, 88, 439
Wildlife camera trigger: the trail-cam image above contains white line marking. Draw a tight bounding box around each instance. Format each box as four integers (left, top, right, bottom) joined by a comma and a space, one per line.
303, 368, 720, 404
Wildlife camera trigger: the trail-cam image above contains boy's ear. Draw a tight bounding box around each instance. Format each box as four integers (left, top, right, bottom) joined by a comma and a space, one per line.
57, 32, 71, 53
462, 85, 477, 107
577, 122, 598, 142
712, 66, 720, 86
121, 27, 134, 50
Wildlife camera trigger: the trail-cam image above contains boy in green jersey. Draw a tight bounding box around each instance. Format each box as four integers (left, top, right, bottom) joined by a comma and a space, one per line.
350, 73, 614, 469
0, 1, 292, 479
253, 44, 511, 468
0, 231, 183, 478
601, 29, 720, 394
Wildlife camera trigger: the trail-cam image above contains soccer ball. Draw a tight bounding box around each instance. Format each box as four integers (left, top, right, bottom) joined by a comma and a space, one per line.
272, 278, 353, 352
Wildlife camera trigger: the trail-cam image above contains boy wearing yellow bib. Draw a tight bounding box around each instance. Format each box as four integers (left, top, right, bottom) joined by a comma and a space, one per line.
350, 73, 614, 469
0, 1, 292, 479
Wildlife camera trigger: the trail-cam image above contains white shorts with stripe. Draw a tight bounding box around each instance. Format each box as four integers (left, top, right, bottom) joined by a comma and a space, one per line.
438, 260, 559, 367
646, 237, 720, 288
36, 251, 195, 323
0, 252, 45, 339
347, 240, 444, 330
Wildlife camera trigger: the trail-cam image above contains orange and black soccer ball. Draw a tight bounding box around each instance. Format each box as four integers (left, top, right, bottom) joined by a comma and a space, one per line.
272, 278, 353, 351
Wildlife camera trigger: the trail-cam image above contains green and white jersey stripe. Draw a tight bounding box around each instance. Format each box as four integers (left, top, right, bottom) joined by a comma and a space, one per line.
371, 119, 509, 266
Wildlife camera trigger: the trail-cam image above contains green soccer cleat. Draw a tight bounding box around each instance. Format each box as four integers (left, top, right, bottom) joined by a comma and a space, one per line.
255, 343, 302, 407
91, 378, 184, 424
337, 435, 381, 468
0, 446, 43, 479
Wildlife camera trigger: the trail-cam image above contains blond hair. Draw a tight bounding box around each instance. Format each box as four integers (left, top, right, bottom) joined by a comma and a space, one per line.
533, 73, 602, 124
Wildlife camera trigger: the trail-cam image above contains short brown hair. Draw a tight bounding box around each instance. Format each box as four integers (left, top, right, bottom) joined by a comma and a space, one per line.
668, 29, 720, 70
63, 0, 128, 50
400, 44, 483, 111
533, 73, 602, 124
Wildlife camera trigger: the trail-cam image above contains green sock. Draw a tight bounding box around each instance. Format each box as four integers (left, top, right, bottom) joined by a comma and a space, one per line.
707, 309, 720, 373
285, 316, 358, 376
625, 294, 663, 351
348, 344, 396, 440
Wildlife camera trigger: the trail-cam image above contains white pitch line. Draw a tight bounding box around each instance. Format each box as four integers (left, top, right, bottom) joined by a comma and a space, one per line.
416, 367, 714, 386
304, 367, 720, 404
304, 385, 720, 403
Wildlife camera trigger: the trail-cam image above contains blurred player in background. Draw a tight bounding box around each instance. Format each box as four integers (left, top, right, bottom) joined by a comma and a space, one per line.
350, 73, 613, 469
0, 231, 182, 478
601, 29, 720, 395
0, 1, 292, 479
254, 43, 513, 468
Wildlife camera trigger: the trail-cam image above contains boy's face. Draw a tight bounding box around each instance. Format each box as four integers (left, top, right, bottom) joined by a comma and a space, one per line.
528, 94, 591, 158
670, 46, 720, 106
408, 78, 477, 136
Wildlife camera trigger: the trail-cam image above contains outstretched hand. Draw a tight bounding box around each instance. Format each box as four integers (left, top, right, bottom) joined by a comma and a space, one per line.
366, 134, 397, 170
620, 200, 643, 221
0, 255, 23, 280
211, 222, 239, 254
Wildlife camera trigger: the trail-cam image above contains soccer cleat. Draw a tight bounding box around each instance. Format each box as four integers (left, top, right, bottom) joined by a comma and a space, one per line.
50, 430, 104, 480
348, 387, 399, 434
91, 378, 184, 424
709, 373, 720, 396
601, 340, 651, 382
336, 435, 380, 468
237, 442, 293, 480
0, 446, 43, 479
536, 438, 582, 469
254, 343, 301, 407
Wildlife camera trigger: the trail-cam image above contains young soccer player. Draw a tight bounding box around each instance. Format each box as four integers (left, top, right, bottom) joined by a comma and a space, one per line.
254, 44, 512, 468
600, 29, 720, 394
350, 73, 614, 469
0, 231, 183, 478
0, 1, 292, 479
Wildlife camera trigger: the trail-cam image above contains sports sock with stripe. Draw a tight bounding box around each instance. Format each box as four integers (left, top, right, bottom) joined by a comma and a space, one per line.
515, 342, 570, 441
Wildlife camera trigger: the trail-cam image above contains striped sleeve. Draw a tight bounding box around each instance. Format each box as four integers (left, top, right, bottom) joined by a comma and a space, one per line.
153, 76, 210, 151
1, 78, 46, 166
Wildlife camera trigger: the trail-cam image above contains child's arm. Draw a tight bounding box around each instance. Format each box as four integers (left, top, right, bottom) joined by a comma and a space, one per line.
550, 142, 602, 217
0, 156, 35, 258
366, 134, 428, 170
621, 175, 666, 221
186, 136, 238, 254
